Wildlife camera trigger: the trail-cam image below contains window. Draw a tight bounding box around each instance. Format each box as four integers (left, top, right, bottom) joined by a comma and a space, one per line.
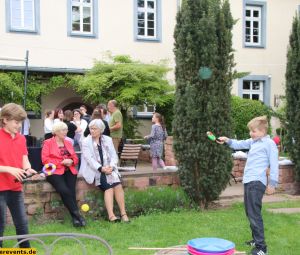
238, 75, 271, 106
6, 0, 40, 33
68, 0, 98, 38
133, 104, 156, 118
242, 80, 263, 101
243, 1, 266, 48
135, 0, 161, 41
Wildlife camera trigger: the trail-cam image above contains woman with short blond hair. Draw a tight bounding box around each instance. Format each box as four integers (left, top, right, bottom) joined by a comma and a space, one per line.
42, 122, 86, 227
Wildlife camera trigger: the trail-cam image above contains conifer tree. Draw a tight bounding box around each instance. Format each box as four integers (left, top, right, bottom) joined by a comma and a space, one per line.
286, 14, 300, 180
173, 0, 235, 207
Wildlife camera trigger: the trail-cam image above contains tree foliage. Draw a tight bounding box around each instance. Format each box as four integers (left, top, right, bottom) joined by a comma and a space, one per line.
70, 55, 174, 138
1, 56, 173, 138
0, 72, 63, 112
285, 14, 300, 180
173, 0, 235, 207
71, 55, 173, 108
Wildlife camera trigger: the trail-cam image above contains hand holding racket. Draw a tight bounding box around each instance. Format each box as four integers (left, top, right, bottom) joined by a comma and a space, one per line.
206, 131, 229, 144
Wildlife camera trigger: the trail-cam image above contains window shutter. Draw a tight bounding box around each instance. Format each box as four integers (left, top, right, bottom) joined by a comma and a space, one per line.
11, 0, 22, 28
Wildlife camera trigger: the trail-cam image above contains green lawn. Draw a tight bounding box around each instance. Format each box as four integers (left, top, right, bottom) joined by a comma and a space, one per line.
3, 201, 300, 255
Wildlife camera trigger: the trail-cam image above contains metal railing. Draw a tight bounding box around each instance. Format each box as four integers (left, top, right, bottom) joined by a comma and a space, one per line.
0, 233, 113, 255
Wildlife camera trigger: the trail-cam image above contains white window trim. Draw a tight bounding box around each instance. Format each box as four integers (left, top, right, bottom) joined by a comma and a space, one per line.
133, 104, 156, 118
137, 0, 157, 39
238, 75, 271, 106
242, 80, 264, 101
71, 0, 93, 35
6, 0, 39, 33
245, 6, 261, 46
243, 0, 267, 48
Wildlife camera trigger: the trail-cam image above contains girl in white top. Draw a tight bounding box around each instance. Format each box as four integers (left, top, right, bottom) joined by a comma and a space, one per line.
72, 109, 88, 148
44, 109, 54, 140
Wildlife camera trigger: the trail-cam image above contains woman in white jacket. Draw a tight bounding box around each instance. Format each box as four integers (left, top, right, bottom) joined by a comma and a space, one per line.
79, 119, 129, 223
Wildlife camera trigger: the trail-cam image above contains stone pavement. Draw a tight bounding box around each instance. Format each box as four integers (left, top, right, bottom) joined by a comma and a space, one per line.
219, 181, 300, 209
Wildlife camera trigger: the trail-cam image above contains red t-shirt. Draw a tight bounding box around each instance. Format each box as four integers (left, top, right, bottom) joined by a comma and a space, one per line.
0, 128, 28, 191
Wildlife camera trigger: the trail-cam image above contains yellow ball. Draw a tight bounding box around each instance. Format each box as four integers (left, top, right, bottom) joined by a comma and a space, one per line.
81, 204, 89, 212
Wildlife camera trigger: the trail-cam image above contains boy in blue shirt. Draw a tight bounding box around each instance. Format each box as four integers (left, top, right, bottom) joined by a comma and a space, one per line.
218, 116, 278, 255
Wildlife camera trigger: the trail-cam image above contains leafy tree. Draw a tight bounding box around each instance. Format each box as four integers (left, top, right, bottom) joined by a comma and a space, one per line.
285, 14, 300, 180
0, 72, 62, 112
173, 0, 234, 207
71, 55, 174, 138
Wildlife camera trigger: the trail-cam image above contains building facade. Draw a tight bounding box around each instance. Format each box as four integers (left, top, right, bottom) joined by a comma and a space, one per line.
0, 0, 299, 137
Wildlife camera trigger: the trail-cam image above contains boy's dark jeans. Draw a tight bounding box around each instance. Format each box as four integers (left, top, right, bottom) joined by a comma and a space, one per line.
0, 191, 30, 248
244, 181, 267, 251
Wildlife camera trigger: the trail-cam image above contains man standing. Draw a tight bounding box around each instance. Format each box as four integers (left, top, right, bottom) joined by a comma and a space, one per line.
107, 100, 123, 153
80, 105, 91, 123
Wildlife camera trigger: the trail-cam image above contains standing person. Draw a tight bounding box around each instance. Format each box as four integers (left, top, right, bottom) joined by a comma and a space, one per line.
63, 110, 77, 143
72, 109, 88, 149
21, 117, 31, 147
217, 116, 278, 255
95, 104, 111, 124
54, 108, 64, 124
144, 113, 167, 171
41, 122, 86, 227
80, 119, 129, 223
80, 105, 91, 123
0, 103, 37, 248
107, 100, 123, 153
44, 109, 54, 140
84, 109, 110, 137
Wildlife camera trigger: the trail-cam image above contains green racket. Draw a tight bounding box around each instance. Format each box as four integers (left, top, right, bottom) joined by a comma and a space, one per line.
207, 131, 221, 142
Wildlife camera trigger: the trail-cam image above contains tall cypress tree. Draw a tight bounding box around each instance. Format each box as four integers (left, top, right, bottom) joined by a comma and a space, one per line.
286, 14, 300, 181
173, 0, 234, 207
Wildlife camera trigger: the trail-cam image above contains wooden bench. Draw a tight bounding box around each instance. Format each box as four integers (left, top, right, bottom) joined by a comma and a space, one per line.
117, 144, 142, 172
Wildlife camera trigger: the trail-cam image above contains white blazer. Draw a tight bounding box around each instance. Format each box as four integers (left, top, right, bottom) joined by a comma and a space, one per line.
79, 135, 120, 186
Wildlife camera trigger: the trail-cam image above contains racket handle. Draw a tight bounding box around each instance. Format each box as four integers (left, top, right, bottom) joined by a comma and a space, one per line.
14, 172, 39, 183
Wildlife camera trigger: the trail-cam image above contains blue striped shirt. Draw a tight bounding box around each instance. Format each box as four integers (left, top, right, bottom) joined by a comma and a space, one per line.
227, 135, 279, 187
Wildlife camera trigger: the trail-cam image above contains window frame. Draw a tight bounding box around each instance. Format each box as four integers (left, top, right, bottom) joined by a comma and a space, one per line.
67, 0, 98, 38
6, 0, 40, 34
133, 104, 156, 119
238, 75, 271, 106
243, 0, 267, 48
134, 0, 162, 42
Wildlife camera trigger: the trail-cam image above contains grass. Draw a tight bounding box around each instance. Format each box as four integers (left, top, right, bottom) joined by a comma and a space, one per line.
2, 201, 300, 255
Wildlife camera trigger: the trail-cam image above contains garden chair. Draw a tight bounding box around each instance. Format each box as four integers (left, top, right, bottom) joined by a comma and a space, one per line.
117, 143, 142, 171
0, 233, 113, 254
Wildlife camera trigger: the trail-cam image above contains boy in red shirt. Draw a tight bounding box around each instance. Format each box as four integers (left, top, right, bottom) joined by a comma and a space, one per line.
0, 103, 36, 248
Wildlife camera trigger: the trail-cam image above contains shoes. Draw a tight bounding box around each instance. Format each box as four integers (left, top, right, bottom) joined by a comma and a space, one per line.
109, 216, 121, 223
251, 247, 267, 255
72, 217, 82, 227
121, 213, 130, 223
245, 240, 256, 247
73, 211, 86, 227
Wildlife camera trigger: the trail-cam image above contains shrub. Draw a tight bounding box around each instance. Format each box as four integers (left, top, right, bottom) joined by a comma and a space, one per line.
81, 187, 193, 219
231, 96, 271, 139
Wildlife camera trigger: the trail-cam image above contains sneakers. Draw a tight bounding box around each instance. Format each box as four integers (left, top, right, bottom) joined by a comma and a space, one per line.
251, 248, 267, 255
245, 240, 256, 247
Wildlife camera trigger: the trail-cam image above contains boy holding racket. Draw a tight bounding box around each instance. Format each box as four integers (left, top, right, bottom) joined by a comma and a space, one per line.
218, 116, 278, 255
0, 103, 36, 248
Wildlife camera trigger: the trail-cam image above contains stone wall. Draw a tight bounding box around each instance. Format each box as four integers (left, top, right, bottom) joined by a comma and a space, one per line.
231, 158, 298, 194
5, 170, 180, 224
165, 136, 299, 194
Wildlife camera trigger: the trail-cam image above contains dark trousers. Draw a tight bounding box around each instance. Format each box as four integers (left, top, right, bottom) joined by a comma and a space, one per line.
0, 191, 30, 248
244, 181, 267, 251
46, 171, 79, 218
